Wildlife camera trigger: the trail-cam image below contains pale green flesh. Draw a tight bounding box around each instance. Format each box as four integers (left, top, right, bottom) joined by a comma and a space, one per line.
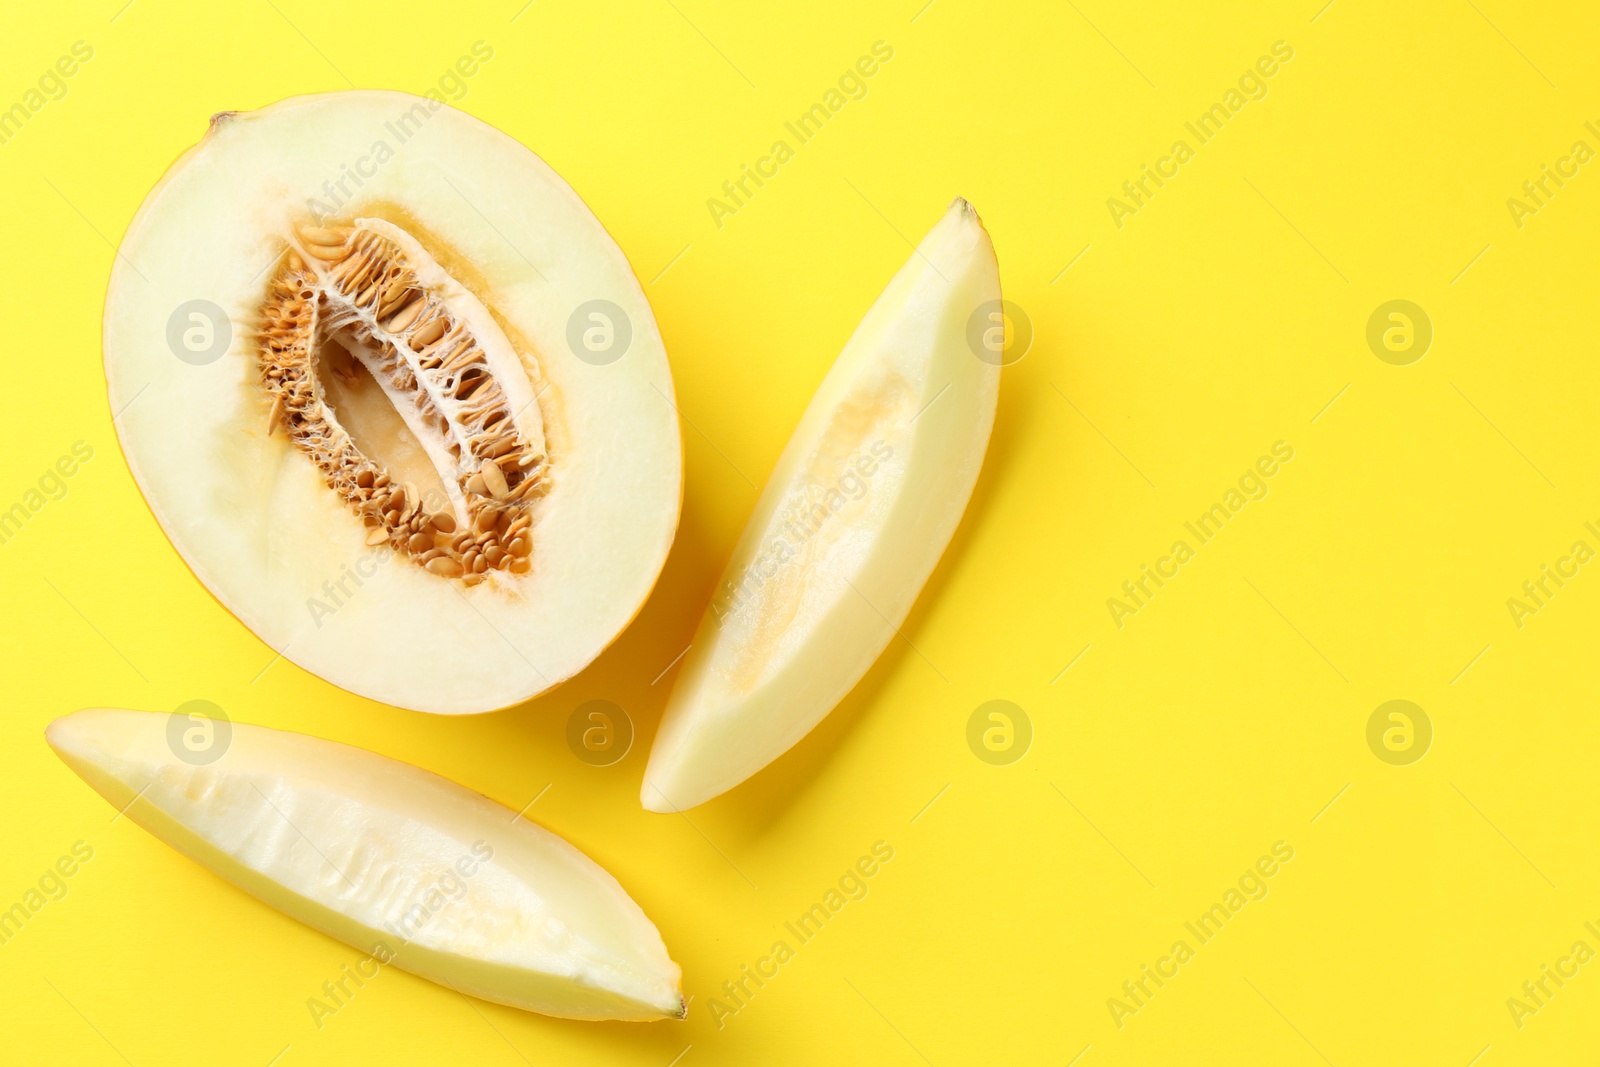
104, 91, 683, 714
642, 200, 1002, 812
48, 709, 684, 1021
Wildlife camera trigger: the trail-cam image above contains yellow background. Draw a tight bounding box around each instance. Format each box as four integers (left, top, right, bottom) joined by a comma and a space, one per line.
3, 1, 1598, 1063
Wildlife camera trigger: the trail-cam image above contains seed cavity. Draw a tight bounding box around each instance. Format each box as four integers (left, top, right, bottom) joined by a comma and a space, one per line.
255, 218, 549, 582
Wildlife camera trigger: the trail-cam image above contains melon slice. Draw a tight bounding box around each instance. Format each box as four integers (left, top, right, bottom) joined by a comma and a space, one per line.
47, 708, 685, 1021
103, 91, 681, 714
641, 200, 1002, 812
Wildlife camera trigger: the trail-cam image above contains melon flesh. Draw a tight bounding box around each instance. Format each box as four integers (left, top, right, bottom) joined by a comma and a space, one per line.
103, 91, 681, 714
642, 200, 1002, 812
47, 708, 685, 1021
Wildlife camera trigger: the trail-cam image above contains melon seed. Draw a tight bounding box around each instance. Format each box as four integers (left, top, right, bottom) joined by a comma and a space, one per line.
411, 318, 447, 346
387, 300, 425, 332
480, 459, 510, 499
256, 220, 553, 585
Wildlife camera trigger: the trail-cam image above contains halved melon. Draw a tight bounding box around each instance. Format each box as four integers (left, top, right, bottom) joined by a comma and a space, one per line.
48, 708, 685, 1021
104, 91, 681, 713
642, 199, 1002, 812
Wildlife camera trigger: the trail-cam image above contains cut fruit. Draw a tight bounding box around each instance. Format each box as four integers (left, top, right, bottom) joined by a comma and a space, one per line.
103, 91, 682, 714
642, 199, 1002, 812
47, 708, 685, 1022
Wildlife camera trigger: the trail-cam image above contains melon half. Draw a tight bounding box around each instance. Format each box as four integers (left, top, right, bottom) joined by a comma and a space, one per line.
103, 91, 682, 714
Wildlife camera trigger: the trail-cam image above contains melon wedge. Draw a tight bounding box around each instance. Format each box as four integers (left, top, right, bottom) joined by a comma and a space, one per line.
641, 199, 1002, 812
103, 91, 682, 714
47, 708, 685, 1021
